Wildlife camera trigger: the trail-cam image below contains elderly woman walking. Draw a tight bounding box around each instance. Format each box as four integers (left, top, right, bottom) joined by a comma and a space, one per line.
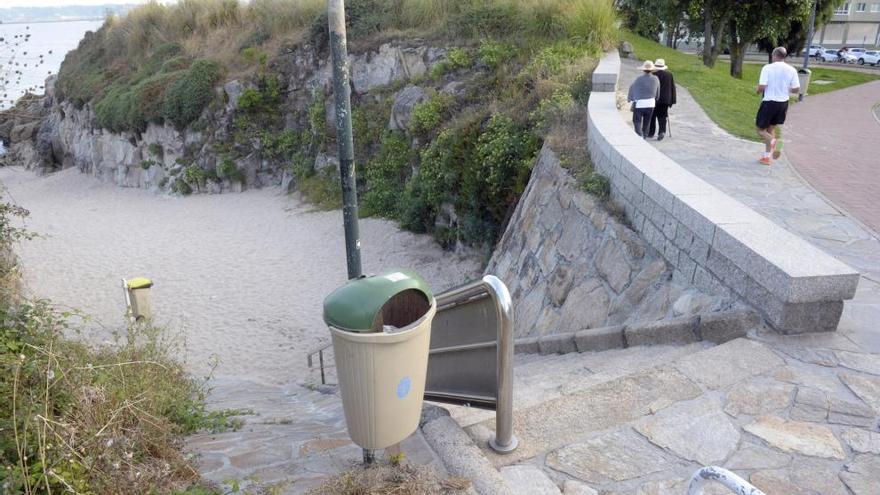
627, 60, 660, 138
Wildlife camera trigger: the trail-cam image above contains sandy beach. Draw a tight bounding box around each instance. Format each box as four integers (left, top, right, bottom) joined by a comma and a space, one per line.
0, 166, 481, 385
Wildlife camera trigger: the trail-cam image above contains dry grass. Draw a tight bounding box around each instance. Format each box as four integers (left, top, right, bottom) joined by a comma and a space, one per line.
306, 461, 471, 495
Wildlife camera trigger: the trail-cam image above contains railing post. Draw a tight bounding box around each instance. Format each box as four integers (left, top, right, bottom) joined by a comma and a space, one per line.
484, 275, 518, 454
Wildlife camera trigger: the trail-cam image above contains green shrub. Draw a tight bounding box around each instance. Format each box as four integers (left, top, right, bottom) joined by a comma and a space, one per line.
580, 168, 609, 200
362, 132, 411, 218
352, 98, 392, 158
217, 155, 246, 183
141, 159, 156, 169
163, 58, 221, 129
410, 94, 450, 135
184, 164, 209, 189
173, 179, 193, 195
237, 87, 263, 112
261, 129, 299, 160
478, 39, 516, 70
241, 46, 268, 68
447, 48, 471, 69
148, 142, 165, 158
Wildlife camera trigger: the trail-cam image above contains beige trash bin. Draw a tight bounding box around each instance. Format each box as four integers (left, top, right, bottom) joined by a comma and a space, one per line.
323, 269, 435, 450
123, 277, 154, 322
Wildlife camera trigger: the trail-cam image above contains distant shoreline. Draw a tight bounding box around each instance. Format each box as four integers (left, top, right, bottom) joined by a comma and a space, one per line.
0, 18, 105, 25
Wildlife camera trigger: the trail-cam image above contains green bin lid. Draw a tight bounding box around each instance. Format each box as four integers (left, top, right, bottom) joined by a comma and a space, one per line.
322, 269, 433, 332
126, 277, 153, 289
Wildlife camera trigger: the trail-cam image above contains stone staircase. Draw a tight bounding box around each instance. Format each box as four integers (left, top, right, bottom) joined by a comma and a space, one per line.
455, 335, 880, 495
188, 330, 880, 495
186, 377, 448, 494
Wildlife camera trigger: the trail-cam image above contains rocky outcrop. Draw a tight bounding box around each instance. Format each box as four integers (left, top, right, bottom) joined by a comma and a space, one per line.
1, 41, 446, 194
486, 145, 737, 338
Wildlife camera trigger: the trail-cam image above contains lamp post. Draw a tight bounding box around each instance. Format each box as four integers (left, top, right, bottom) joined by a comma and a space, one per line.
328, 0, 362, 282
328, 0, 372, 464
800, 0, 818, 101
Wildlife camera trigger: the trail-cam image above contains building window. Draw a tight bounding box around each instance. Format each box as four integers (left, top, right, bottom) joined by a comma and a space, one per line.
871, 3, 880, 12
835, 3, 851, 14
856, 2, 867, 11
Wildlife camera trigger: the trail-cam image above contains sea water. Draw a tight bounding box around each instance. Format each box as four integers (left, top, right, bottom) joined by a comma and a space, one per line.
0, 19, 103, 110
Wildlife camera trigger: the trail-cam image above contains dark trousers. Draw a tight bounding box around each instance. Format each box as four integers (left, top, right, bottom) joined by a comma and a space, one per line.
649, 103, 670, 136
632, 107, 653, 137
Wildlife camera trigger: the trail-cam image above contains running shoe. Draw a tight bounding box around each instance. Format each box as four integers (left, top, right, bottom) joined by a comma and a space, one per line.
772, 139, 782, 159
758, 156, 771, 166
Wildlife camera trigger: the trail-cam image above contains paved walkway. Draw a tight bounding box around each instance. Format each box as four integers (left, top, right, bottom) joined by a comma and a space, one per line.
785, 80, 880, 236
619, 59, 880, 353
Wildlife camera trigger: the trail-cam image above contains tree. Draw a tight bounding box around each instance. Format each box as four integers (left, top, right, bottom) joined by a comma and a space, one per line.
697, 0, 734, 68
757, 0, 844, 62
728, 0, 802, 78
618, 0, 694, 46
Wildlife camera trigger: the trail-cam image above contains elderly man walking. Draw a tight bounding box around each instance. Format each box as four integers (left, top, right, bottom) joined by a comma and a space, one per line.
627, 60, 660, 138
647, 58, 676, 140
755, 47, 800, 165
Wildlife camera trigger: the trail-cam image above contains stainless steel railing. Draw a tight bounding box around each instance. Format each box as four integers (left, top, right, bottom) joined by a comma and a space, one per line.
688, 466, 765, 495
306, 274, 518, 454
432, 275, 517, 454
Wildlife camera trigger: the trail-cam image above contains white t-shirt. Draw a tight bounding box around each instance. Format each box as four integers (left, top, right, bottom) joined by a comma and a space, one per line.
759, 62, 799, 102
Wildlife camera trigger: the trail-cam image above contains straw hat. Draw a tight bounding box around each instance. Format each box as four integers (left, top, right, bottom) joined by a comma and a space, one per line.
654, 58, 667, 70
641, 60, 656, 72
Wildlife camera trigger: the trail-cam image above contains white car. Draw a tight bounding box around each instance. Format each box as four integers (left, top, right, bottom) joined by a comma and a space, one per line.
819, 49, 842, 62
858, 50, 880, 65
848, 48, 866, 58
805, 45, 824, 56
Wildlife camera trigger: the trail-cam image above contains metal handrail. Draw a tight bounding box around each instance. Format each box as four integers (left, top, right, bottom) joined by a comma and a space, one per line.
434, 275, 517, 454
688, 466, 765, 495
304, 274, 517, 453
306, 342, 333, 385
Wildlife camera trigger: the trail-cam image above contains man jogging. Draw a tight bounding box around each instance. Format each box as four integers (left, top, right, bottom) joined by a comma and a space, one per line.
755, 46, 800, 166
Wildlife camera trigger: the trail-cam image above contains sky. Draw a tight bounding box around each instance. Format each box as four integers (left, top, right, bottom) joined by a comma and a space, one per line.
0, 1, 174, 7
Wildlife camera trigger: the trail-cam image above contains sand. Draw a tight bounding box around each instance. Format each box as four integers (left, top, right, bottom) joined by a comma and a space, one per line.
0, 166, 482, 385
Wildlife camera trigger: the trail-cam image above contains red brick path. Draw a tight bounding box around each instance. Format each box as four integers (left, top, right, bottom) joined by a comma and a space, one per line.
784, 80, 880, 235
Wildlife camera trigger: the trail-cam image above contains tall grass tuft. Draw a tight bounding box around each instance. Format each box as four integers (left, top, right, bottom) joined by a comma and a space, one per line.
0, 197, 231, 494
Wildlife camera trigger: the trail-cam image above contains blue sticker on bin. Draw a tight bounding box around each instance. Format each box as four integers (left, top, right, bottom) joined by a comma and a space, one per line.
397, 377, 411, 399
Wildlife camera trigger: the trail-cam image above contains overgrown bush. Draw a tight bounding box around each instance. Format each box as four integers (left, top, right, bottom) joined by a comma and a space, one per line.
163, 59, 222, 129
361, 131, 411, 218
0, 196, 235, 494
410, 93, 450, 135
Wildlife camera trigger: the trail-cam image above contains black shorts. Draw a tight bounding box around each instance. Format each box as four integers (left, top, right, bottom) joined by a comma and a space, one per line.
756, 100, 789, 129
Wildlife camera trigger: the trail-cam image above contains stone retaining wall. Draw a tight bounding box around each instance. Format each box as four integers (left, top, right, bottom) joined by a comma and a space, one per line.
486, 144, 736, 338
586, 51, 860, 334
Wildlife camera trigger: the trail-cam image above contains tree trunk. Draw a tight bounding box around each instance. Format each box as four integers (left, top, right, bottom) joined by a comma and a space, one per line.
702, 3, 714, 67
730, 41, 746, 78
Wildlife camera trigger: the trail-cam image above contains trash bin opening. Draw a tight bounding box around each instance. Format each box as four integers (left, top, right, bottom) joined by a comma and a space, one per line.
373, 288, 431, 331
126, 277, 153, 290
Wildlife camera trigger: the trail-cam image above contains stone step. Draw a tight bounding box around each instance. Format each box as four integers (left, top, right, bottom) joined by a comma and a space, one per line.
448, 342, 709, 428
467, 338, 786, 467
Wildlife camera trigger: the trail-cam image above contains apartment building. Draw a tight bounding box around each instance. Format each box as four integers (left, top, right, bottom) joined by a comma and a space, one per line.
817, 2, 880, 47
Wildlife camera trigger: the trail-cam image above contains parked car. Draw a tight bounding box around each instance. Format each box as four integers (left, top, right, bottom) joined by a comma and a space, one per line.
805, 45, 824, 56
819, 49, 841, 62
858, 50, 880, 65
849, 48, 866, 58
838, 51, 858, 63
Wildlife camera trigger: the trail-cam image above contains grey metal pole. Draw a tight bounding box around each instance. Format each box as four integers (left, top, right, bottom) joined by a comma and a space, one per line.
800, 0, 818, 102
328, 0, 370, 465
803, 0, 818, 70
328, 0, 362, 282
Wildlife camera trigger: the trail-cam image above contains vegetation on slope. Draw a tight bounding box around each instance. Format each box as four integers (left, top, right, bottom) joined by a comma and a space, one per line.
56, 0, 618, 250
622, 31, 880, 141
0, 199, 238, 494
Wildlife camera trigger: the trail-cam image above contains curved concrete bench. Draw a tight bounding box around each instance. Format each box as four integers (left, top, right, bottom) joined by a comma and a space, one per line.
586, 51, 859, 334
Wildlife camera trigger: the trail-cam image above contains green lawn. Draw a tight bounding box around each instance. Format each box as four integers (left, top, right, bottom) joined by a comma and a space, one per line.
621, 32, 880, 141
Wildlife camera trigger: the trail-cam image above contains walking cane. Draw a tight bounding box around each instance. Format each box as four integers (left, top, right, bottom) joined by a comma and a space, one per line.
668, 113, 673, 139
